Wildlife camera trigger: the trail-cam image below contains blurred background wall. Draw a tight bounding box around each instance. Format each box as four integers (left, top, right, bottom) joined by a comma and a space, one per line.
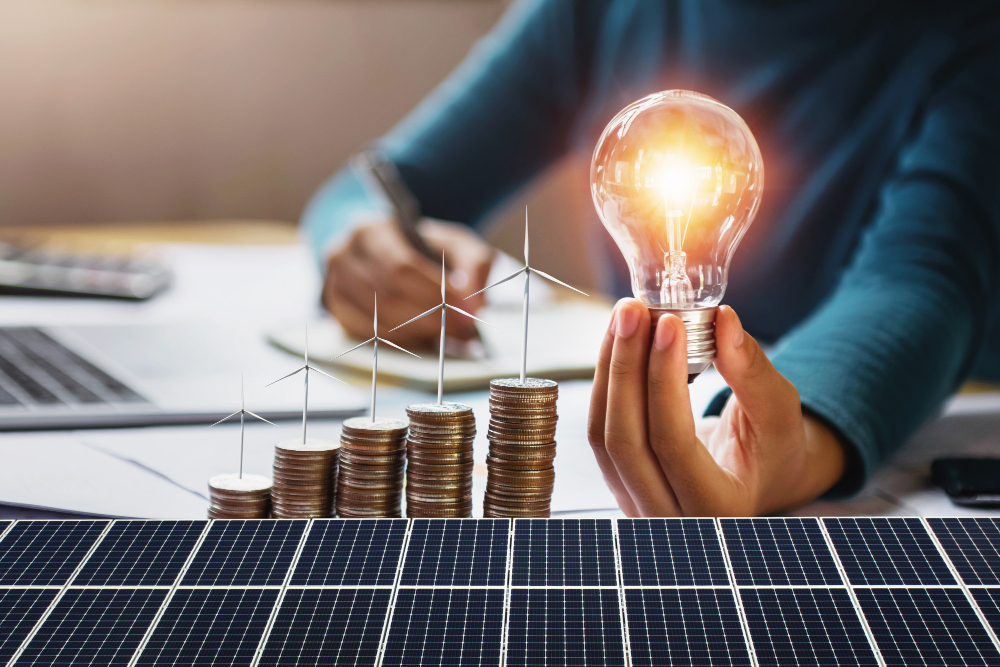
0, 0, 597, 289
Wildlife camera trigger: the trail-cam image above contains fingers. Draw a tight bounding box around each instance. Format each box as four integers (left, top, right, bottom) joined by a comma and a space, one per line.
587, 308, 640, 517
713, 305, 799, 424
601, 299, 681, 516
647, 314, 735, 515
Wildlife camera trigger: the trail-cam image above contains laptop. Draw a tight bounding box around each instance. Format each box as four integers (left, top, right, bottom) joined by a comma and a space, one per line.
0, 323, 366, 431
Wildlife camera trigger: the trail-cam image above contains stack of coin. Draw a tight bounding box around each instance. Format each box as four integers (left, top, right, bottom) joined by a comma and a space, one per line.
207, 473, 272, 519
405, 403, 476, 518
336, 417, 408, 518
271, 439, 340, 518
484, 378, 558, 518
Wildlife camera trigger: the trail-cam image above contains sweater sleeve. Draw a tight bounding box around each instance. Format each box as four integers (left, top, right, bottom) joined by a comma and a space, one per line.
766, 50, 1000, 495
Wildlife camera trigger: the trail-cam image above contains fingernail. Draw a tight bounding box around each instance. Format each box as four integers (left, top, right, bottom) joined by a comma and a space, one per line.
653, 318, 675, 351
609, 306, 618, 335
733, 326, 745, 348
616, 303, 639, 338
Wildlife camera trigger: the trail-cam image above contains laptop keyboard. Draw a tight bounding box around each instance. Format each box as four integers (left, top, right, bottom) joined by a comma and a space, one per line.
0, 327, 146, 407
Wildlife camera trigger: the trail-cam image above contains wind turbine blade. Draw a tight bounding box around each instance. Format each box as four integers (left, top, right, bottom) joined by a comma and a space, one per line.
465, 268, 526, 299
389, 305, 442, 332
441, 257, 446, 302
445, 304, 495, 327
529, 268, 590, 296
245, 410, 277, 426
304, 326, 309, 366
307, 365, 350, 385
524, 206, 530, 266
373, 292, 378, 337
264, 366, 305, 387
329, 337, 376, 361
377, 337, 421, 358
208, 411, 242, 428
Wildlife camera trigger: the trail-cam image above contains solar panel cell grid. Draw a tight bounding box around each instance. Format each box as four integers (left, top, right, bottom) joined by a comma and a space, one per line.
383, 588, 504, 667
856, 587, 1000, 667
511, 519, 617, 587
400, 519, 508, 587
73, 521, 206, 587
258, 588, 391, 666
0, 521, 107, 586
928, 518, 1000, 586
14, 588, 167, 667
0, 589, 58, 666
824, 518, 956, 586
740, 588, 878, 667
970, 588, 1000, 637
625, 588, 751, 667
291, 519, 407, 586
721, 518, 842, 586
506, 588, 626, 667
618, 519, 729, 586
135, 588, 279, 667
180, 520, 307, 587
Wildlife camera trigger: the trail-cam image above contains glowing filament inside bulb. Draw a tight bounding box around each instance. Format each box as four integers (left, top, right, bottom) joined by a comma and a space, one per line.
652, 156, 701, 306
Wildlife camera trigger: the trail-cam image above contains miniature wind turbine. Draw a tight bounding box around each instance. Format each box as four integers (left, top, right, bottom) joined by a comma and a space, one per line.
266, 327, 347, 444
209, 375, 275, 479
330, 293, 419, 421
389, 258, 492, 404
467, 207, 588, 384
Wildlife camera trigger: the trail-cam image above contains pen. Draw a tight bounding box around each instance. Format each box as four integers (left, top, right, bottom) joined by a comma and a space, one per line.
354, 148, 441, 265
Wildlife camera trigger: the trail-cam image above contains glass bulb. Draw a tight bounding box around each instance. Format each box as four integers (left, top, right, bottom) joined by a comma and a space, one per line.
590, 90, 764, 379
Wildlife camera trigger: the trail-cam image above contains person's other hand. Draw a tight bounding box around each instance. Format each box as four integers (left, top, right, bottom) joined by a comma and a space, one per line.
322, 216, 494, 347
588, 299, 846, 517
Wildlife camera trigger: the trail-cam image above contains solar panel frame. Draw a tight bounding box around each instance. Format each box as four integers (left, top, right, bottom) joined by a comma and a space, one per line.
824, 517, 956, 586
134, 587, 279, 666
740, 587, 879, 666
618, 518, 730, 587
624, 587, 752, 667
506, 587, 627, 667
381, 588, 504, 667
291, 519, 407, 587
928, 518, 1000, 586
13, 588, 168, 666
721, 518, 842, 586
855, 586, 1000, 666
257, 588, 392, 666
399, 519, 509, 587
180, 520, 307, 587
0, 521, 108, 587
0, 589, 59, 666
511, 519, 618, 587
72, 520, 206, 587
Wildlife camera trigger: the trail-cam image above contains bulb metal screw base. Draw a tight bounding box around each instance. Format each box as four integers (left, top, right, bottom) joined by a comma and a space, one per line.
648, 306, 718, 383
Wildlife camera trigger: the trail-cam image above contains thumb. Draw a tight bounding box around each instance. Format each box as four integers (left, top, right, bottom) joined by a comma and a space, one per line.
713, 306, 799, 420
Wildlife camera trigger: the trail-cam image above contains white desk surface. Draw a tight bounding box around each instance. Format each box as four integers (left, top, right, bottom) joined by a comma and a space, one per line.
0, 243, 997, 519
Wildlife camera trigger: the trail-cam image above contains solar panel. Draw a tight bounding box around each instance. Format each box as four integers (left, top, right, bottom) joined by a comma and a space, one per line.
740, 588, 878, 666
258, 588, 391, 666
382, 588, 504, 667
969, 588, 1000, 635
824, 517, 956, 586
721, 518, 842, 586
180, 520, 306, 587
506, 588, 626, 667
291, 519, 406, 586
928, 518, 1000, 586
73, 521, 206, 587
511, 519, 617, 587
400, 519, 508, 587
855, 587, 1000, 666
624, 588, 751, 667
0, 521, 107, 586
618, 518, 729, 586
0, 589, 58, 666
14, 588, 167, 666
135, 588, 279, 666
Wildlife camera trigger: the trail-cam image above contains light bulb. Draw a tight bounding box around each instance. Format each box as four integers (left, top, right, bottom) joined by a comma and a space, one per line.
591, 90, 764, 381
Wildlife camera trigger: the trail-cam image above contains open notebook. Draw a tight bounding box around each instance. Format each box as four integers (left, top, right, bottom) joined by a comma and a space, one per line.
268, 300, 613, 393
